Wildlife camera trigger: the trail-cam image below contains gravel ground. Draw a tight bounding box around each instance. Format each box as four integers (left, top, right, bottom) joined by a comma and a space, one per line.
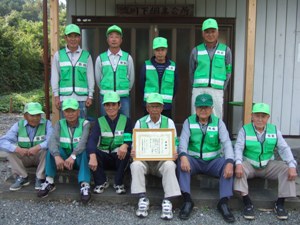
0, 113, 300, 225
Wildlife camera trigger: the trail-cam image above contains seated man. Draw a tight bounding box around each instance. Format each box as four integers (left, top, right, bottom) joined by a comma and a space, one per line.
130, 93, 181, 220
87, 91, 132, 194
234, 103, 297, 220
0, 102, 52, 191
177, 94, 235, 223
37, 98, 91, 204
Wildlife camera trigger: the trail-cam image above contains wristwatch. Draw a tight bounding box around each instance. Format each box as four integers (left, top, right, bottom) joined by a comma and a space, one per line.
71, 154, 76, 160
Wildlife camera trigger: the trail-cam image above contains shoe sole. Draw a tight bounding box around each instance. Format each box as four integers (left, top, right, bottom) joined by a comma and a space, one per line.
9, 181, 30, 191
274, 208, 288, 220
244, 215, 255, 220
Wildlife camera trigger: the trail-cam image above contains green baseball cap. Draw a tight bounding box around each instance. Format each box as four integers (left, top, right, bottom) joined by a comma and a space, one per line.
62, 98, 79, 111
153, 37, 168, 49
65, 24, 81, 35
102, 91, 120, 104
195, 94, 213, 107
24, 102, 44, 115
146, 93, 164, 104
202, 18, 219, 31
106, 25, 122, 36
252, 103, 270, 115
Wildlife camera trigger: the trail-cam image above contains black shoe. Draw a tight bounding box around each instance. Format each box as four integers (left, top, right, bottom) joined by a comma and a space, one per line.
217, 201, 235, 223
179, 201, 194, 220
37, 182, 56, 198
243, 204, 255, 220
274, 203, 288, 220
80, 185, 91, 204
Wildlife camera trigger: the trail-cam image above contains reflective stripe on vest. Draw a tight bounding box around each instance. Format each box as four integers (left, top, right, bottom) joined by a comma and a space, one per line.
17, 119, 47, 148
193, 43, 227, 89
59, 49, 90, 96
143, 60, 176, 103
187, 114, 221, 161
99, 51, 130, 97
243, 123, 277, 168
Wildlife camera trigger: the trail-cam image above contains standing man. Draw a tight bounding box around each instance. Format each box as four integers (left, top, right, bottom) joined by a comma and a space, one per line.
190, 18, 232, 118
51, 24, 95, 118
87, 91, 132, 195
95, 25, 135, 118
234, 103, 297, 220
130, 93, 181, 220
0, 102, 53, 191
140, 37, 178, 118
177, 94, 235, 223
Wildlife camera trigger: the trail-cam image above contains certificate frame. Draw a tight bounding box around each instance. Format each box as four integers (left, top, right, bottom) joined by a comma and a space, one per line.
133, 128, 175, 161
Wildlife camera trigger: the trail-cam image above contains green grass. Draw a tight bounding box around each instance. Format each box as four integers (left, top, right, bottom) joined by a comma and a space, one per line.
0, 89, 51, 113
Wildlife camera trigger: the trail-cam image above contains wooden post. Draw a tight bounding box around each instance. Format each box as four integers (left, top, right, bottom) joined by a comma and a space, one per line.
243, 0, 257, 124
50, 0, 60, 124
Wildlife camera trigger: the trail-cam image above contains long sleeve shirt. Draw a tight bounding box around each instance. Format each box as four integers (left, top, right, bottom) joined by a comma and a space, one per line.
139, 56, 179, 110
51, 46, 95, 102
234, 125, 297, 168
189, 42, 232, 89
0, 119, 53, 152
86, 114, 132, 155
48, 119, 90, 157
178, 115, 234, 163
94, 49, 135, 91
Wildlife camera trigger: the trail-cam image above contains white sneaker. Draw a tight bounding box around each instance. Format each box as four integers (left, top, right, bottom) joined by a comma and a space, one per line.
136, 197, 150, 218
93, 181, 109, 194
161, 199, 173, 220
113, 184, 126, 194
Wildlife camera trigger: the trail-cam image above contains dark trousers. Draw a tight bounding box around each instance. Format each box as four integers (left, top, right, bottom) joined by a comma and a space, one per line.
92, 150, 130, 186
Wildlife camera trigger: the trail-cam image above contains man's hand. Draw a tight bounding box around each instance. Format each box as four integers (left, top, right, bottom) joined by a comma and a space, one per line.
64, 156, 75, 170
223, 162, 234, 179
180, 156, 191, 172
89, 153, 98, 171
235, 164, 243, 178
117, 144, 128, 160
55, 156, 65, 171
15, 147, 28, 157
28, 145, 41, 156
130, 147, 136, 158
173, 152, 178, 161
54, 96, 61, 110
85, 98, 93, 107
288, 167, 298, 181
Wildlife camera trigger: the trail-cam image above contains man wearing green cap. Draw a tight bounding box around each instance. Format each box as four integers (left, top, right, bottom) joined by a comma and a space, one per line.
130, 93, 181, 220
177, 93, 235, 222
86, 91, 132, 195
189, 18, 232, 118
95, 24, 134, 118
0, 102, 53, 191
51, 23, 95, 119
140, 37, 178, 119
37, 98, 92, 204
234, 103, 297, 220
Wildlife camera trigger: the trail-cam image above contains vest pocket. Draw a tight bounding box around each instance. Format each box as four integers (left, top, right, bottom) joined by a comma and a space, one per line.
76, 67, 87, 81
60, 67, 71, 80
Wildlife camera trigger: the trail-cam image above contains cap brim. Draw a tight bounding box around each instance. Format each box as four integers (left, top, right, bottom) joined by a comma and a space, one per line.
62, 106, 78, 111
27, 110, 44, 115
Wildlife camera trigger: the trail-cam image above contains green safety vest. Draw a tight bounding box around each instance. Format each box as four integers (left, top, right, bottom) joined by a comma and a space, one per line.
243, 123, 277, 168
59, 118, 86, 155
17, 119, 47, 148
187, 114, 221, 160
59, 49, 90, 96
143, 60, 176, 103
193, 43, 228, 89
99, 51, 130, 97
98, 114, 132, 153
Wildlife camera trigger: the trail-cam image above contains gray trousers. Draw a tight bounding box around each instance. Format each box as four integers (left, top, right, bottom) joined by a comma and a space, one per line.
7, 150, 47, 180
234, 160, 296, 198
130, 160, 181, 198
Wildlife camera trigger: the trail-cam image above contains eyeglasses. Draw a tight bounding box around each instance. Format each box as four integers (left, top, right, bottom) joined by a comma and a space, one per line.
196, 106, 212, 111
147, 105, 162, 109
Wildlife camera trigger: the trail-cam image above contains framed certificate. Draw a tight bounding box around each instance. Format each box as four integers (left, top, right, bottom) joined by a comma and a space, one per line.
133, 128, 175, 161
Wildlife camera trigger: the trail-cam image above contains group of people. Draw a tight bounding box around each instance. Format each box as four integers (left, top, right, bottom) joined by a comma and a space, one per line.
0, 17, 297, 223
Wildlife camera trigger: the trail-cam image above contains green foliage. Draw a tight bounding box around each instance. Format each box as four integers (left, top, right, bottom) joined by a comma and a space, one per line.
0, 88, 52, 113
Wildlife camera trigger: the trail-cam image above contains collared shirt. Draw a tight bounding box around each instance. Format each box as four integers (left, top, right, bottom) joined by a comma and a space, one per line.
189, 42, 232, 89
0, 119, 53, 152
86, 113, 132, 155
94, 49, 135, 90
48, 119, 90, 157
178, 115, 234, 161
234, 124, 297, 168
51, 46, 95, 102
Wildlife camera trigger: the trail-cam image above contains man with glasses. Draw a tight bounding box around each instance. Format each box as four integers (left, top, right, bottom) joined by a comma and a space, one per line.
177, 93, 235, 223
